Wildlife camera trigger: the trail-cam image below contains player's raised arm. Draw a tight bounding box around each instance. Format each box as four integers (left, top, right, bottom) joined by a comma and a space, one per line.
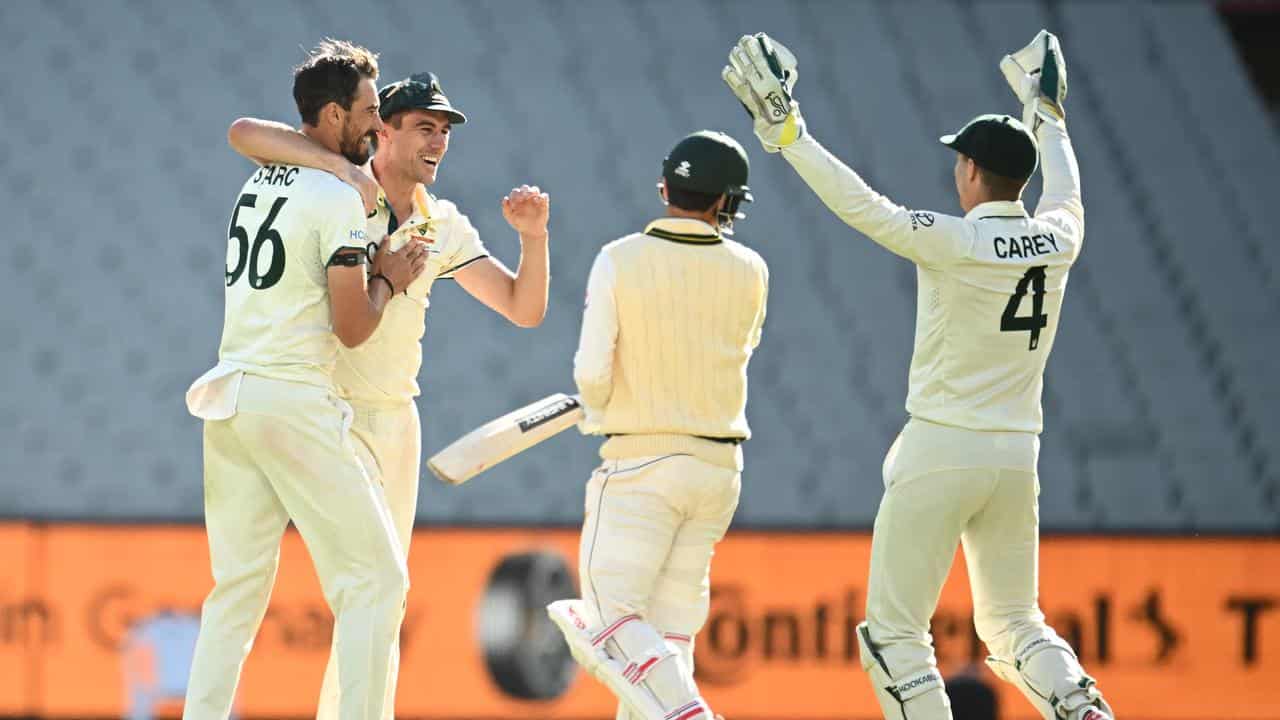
452, 185, 550, 328
1001, 30, 1084, 237
228, 117, 380, 216
781, 133, 970, 265
723, 34, 969, 266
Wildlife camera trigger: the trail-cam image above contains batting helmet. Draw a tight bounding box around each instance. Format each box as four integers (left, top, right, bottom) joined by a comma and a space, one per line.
661, 130, 753, 233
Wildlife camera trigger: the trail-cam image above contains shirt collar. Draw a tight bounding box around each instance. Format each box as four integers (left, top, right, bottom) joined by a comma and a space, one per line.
965, 199, 1028, 221
643, 217, 722, 245
378, 183, 437, 235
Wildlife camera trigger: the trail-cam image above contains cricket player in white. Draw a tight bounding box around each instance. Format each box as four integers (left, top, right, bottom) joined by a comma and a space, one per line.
182, 41, 428, 720
547, 131, 768, 720
225, 71, 550, 718
724, 31, 1113, 720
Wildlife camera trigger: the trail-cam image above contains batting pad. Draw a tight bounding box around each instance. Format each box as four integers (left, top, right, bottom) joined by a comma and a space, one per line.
546, 600, 710, 720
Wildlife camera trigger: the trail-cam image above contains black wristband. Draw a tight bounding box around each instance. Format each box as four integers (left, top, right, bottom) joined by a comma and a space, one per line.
370, 273, 396, 296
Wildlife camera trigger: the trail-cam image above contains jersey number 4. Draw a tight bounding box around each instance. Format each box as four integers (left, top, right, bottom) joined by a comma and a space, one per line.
1000, 265, 1048, 350
226, 193, 287, 289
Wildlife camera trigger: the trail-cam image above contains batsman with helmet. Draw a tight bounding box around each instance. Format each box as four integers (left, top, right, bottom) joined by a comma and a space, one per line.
724, 30, 1113, 720
548, 130, 769, 720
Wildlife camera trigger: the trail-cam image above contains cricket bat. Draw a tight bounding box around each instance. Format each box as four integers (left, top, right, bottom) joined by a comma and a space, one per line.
427, 393, 584, 485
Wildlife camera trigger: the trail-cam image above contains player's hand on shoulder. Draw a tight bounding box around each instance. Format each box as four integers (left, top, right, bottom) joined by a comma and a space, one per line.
502, 184, 550, 241
372, 234, 428, 294
335, 162, 381, 217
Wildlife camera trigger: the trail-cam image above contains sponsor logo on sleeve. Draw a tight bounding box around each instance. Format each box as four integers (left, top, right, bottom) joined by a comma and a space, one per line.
909, 211, 935, 231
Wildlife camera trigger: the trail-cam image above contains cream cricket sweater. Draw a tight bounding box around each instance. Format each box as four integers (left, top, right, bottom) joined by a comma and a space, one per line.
573, 217, 769, 470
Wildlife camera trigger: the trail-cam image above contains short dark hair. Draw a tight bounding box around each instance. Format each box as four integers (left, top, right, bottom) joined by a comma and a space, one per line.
975, 163, 1029, 201
666, 185, 721, 213
292, 39, 379, 126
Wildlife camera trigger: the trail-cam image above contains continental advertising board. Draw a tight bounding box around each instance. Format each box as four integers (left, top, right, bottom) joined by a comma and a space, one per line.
0, 524, 1276, 718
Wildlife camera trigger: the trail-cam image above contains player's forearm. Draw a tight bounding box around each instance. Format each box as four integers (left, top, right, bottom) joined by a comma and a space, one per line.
507, 233, 550, 328
335, 279, 394, 348
228, 117, 355, 177
1033, 118, 1084, 228
782, 134, 909, 242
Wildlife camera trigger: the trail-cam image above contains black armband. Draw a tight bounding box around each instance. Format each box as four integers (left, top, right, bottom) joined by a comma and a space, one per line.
327, 248, 368, 268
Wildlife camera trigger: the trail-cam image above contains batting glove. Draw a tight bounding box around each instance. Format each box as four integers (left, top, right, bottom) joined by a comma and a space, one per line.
722, 33, 805, 153
999, 29, 1068, 132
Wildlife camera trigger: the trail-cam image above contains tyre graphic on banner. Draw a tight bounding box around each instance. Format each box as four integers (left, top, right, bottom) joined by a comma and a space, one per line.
476, 550, 578, 700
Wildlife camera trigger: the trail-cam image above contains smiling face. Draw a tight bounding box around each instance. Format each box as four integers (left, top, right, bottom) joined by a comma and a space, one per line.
333, 77, 383, 165
379, 108, 451, 186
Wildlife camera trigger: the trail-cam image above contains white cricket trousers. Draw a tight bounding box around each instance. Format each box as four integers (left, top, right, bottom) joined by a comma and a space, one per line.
183, 375, 408, 720
865, 418, 1062, 695
317, 400, 421, 720
579, 453, 741, 720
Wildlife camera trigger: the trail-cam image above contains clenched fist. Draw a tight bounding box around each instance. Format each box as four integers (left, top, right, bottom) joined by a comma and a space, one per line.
502, 184, 550, 241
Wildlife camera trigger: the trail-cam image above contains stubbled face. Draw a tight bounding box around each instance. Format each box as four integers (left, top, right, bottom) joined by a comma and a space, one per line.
338, 78, 383, 165
380, 109, 451, 186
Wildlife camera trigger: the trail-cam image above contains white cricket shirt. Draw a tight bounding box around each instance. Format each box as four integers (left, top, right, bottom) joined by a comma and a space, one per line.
187, 164, 370, 418
781, 119, 1084, 433
334, 184, 488, 406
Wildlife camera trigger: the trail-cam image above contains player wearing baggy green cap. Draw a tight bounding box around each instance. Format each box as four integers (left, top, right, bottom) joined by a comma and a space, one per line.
225, 62, 552, 718
182, 40, 428, 720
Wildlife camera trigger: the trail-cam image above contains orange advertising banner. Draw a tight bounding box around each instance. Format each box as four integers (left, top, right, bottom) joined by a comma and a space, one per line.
700, 534, 1280, 719
0, 523, 37, 716
0, 524, 1276, 719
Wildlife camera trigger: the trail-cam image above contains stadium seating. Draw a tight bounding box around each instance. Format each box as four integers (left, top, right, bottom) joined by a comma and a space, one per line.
1, 0, 1274, 531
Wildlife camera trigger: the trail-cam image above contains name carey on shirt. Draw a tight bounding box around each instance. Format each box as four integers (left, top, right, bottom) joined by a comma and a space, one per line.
994, 232, 1059, 259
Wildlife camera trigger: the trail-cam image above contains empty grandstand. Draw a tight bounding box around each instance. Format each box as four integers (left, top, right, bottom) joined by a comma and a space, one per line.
0, 0, 1275, 532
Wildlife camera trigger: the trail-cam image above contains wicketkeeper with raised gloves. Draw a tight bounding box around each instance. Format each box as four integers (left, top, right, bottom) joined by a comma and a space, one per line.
723, 30, 1113, 720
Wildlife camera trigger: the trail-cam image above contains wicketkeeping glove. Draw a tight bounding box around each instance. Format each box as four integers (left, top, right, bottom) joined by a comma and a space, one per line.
999, 29, 1068, 132
722, 33, 805, 153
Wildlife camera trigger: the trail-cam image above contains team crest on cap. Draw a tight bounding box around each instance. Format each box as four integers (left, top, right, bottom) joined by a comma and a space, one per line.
674, 161, 692, 178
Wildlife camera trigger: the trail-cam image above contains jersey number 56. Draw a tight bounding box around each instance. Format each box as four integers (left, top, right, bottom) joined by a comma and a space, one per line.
226, 193, 287, 290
